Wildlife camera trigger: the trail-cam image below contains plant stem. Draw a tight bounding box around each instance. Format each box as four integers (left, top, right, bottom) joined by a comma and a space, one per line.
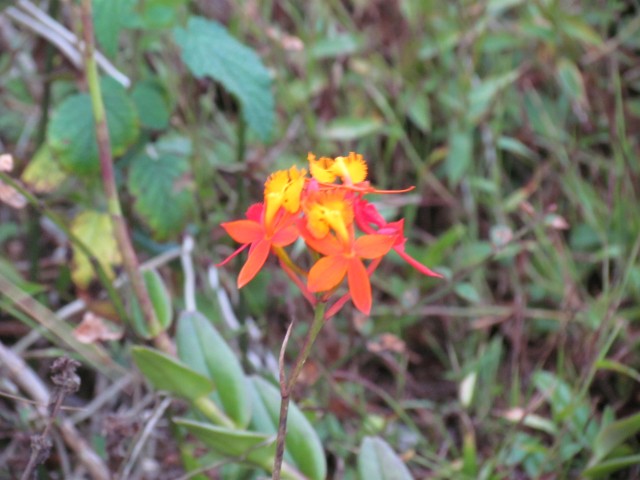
272, 301, 326, 480
79, 0, 172, 354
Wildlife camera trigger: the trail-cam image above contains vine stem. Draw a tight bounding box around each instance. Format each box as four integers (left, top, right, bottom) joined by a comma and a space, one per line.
79, 0, 173, 354
272, 301, 326, 480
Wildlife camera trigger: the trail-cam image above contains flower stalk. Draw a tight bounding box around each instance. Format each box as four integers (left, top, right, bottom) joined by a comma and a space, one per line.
272, 301, 327, 480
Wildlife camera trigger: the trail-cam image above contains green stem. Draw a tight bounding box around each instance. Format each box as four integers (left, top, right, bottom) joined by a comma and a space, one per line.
272, 302, 327, 480
192, 396, 235, 429
286, 302, 326, 391
79, 0, 172, 353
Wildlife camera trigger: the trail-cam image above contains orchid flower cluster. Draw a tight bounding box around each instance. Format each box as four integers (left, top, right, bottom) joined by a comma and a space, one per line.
218, 152, 441, 317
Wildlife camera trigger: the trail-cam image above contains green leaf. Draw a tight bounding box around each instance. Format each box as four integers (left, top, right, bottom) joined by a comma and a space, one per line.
176, 311, 252, 428
131, 81, 171, 130
468, 70, 519, 122
70, 211, 122, 288
0, 1, 17, 13
93, 0, 136, 57
131, 346, 214, 401
173, 17, 275, 141
556, 58, 586, 106
446, 128, 473, 185
318, 117, 383, 141
358, 436, 413, 480
127, 148, 194, 240
309, 33, 364, 59
130, 269, 173, 338
47, 78, 139, 175
174, 419, 274, 473
561, 17, 602, 46
21, 145, 67, 193
589, 412, 640, 466
251, 376, 326, 480
497, 136, 538, 161
583, 455, 640, 478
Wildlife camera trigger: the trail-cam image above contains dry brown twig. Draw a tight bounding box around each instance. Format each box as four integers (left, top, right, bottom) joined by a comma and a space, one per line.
0, 341, 110, 480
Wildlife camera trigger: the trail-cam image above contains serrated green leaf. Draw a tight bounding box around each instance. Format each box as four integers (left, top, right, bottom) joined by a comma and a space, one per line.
47, 78, 139, 175
131, 81, 171, 130
21, 145, 67, 193
131, 346, 214, 400
93, 0, 136, 57
173, 16, 275, 141
252, 376, 326, 480
70, 211, 122, 288
130, 269, 173, 338
358, 436, 413, 480
128, 149, 194, 239
176, 311, 251, 428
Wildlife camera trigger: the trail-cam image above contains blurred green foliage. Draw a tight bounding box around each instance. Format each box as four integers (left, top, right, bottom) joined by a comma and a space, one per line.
1, 0, 640, 478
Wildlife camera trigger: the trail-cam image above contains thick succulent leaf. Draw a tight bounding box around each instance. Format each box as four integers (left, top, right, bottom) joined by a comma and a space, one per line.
358, 436, 413, 480
251, 376, 326, 480
130, 269, 173, 338
174, 419, 306, 480
131, 346, 214, 401
173, 16, 274, 141
176, 311, 251, 428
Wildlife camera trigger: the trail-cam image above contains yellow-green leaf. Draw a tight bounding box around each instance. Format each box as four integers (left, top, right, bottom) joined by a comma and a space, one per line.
70, 211, 121, 288
21, 145, 67, 193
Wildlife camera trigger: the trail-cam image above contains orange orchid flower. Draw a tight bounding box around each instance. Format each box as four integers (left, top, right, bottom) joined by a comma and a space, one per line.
301, 225, 395, 315
354, 198, 442, 278
218, 204, 299, 288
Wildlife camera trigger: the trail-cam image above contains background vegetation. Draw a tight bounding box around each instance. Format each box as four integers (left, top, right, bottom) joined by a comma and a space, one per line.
1, 0, 640, 478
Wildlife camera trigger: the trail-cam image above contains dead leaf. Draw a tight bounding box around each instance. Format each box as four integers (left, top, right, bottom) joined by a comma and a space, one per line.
73, 312, 123, 344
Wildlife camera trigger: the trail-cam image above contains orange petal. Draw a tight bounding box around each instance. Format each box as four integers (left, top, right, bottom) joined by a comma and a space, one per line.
354, 234, 396, 259
347, 258, 371, 314
272, 225, 299, 246
238, 239, 271, 288
299, 223, 344, 256
308, 255, 348, 292
221, 220, 263, 244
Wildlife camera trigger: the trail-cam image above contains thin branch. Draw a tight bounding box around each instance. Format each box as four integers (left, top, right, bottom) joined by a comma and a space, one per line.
119, 397, 172, 480
78, 0, 173, 355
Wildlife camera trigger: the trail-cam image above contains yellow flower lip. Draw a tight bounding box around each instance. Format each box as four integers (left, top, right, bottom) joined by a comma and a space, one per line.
304, 190, 354, 244
308, 151, 368, 185
264, 166, 306, 226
